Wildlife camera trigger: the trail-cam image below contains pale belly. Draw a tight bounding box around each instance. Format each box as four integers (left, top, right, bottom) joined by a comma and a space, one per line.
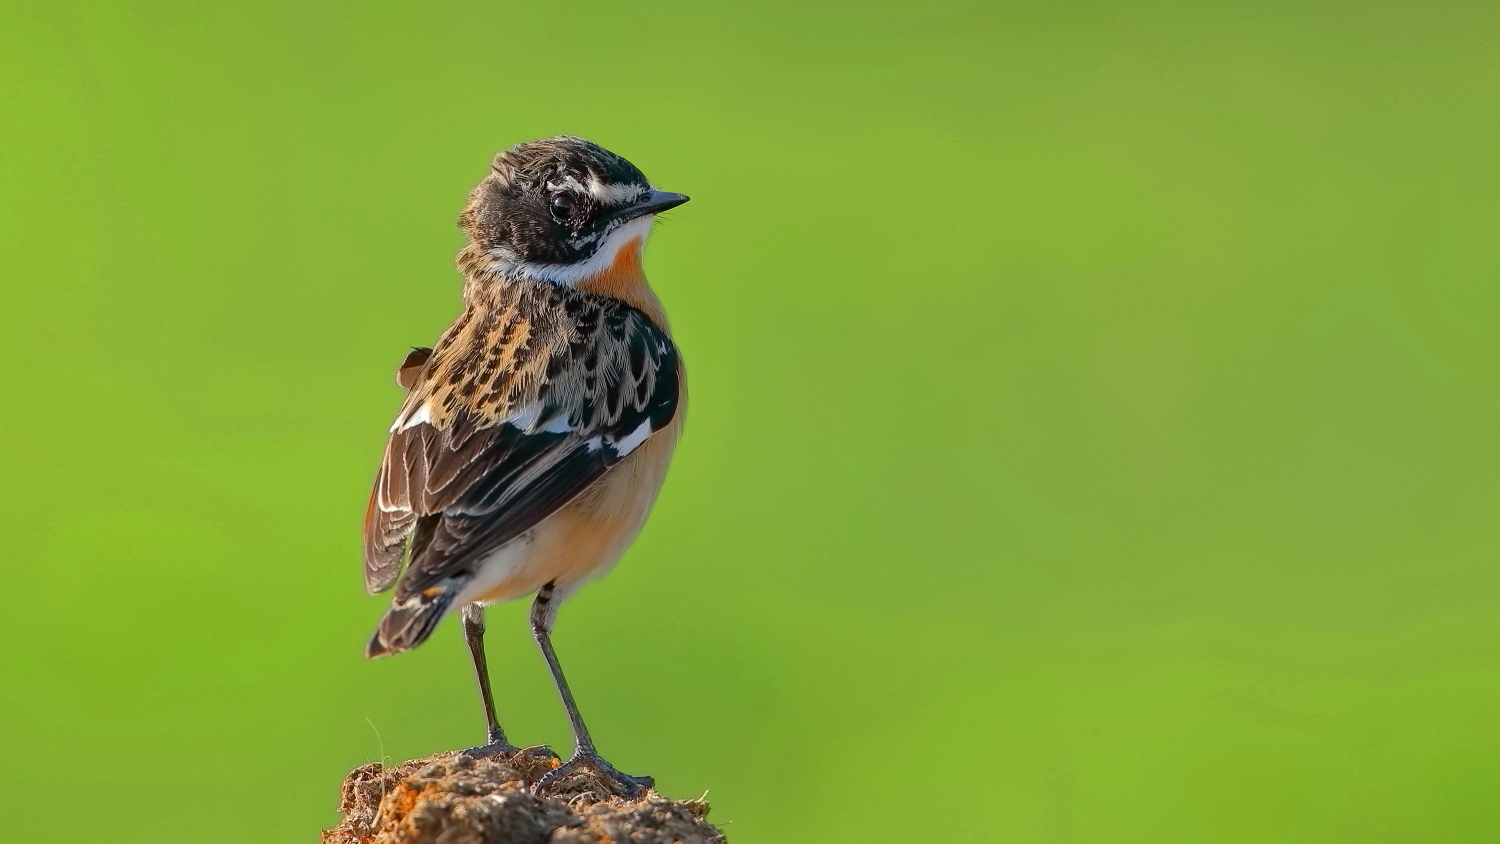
453, 418, 680, 608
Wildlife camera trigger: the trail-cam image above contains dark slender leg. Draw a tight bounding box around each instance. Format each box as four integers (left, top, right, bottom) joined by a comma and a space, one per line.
459, 604, 520, 759
530, 583, 654, 796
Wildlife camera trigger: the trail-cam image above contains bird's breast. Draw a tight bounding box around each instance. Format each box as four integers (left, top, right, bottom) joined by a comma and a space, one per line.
573, 237, 670, 331
463, 411, 683, 606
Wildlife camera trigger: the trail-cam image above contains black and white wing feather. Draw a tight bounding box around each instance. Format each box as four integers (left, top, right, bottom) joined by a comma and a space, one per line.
363, 294, 679, 601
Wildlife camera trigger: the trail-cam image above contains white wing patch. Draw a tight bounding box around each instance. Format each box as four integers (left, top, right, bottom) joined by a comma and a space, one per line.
610, 419, 654, 456
392, 402, 432, 433
504, 402, 543, 430
503, 402, 574, 434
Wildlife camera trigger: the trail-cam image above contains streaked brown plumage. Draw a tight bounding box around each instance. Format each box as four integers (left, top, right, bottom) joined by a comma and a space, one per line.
364, 265, 682, 620
360, 136, 689, 794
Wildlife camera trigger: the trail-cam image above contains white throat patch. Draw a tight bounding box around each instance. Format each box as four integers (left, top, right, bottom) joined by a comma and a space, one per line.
489, 215, 656, 286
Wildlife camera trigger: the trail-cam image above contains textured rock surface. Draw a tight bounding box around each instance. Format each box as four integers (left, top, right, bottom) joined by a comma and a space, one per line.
322, 749, 725, 844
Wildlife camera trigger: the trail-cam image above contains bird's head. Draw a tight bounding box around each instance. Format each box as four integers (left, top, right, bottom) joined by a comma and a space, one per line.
460, 136, 689, 285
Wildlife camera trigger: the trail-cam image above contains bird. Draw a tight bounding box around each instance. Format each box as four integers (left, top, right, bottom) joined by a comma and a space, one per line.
362, 136, 689, 796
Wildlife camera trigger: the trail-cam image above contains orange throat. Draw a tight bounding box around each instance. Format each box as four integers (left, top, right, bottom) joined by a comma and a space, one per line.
575, 237, 669, 329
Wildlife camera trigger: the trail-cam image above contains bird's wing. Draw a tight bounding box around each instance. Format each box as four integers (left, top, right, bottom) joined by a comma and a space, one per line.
359, 345, 435, 592
395, 347, 433, 390
362, 302, 679, 598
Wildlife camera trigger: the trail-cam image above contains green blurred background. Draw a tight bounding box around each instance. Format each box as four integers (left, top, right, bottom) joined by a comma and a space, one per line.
3, 1, 1499, 840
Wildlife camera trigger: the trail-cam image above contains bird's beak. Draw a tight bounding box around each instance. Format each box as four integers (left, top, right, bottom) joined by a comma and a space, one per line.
617, 190, 690, 220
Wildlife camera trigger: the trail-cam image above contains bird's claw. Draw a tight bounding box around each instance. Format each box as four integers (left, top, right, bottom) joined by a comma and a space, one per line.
459, 741, 561, 769
533, 751, 654, 798
457, 739, 524, 764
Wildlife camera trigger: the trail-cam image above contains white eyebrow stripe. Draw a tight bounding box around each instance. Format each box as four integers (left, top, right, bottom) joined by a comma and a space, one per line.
587, 180, 645, 203
545, 176, 586, 193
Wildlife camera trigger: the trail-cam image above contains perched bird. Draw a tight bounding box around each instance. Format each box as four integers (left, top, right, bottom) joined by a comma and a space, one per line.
363, 136, 689, 795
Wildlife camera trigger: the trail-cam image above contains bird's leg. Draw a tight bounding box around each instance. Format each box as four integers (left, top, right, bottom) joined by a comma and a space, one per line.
458, 604, 523, 760
529, 583, 654, 797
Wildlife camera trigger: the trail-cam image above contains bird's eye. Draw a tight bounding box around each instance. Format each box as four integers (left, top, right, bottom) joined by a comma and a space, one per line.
549, 192, 577, 221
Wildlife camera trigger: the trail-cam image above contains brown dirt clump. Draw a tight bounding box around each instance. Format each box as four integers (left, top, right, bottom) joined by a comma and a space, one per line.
322, 749, 725, 844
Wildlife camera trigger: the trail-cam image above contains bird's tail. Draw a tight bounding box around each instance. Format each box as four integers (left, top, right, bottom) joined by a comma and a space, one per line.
366, 581, 460, 658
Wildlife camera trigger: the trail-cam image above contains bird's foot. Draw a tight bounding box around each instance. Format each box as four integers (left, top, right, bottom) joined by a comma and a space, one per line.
457, 738, 521, 764
457, 732, 559, 766
533, 749, 654, 798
